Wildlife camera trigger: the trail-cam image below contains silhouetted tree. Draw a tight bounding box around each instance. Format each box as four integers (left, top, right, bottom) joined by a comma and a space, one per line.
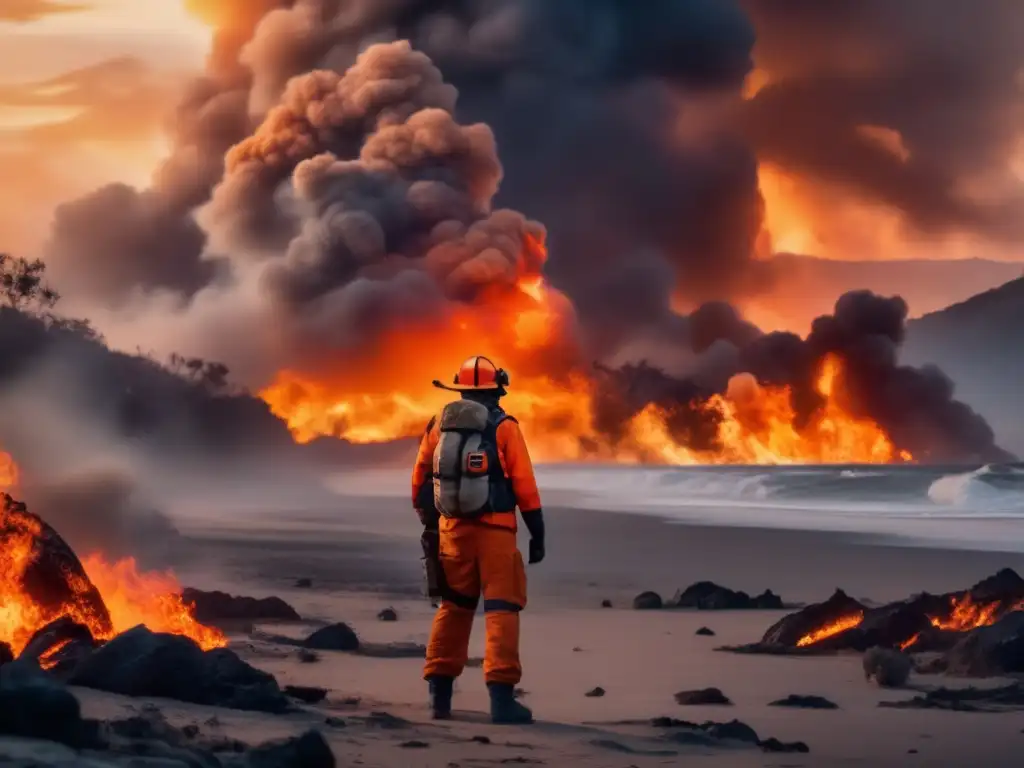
0, 253, 104, 341
166, 353, 232, 394
0, 253, 58, 311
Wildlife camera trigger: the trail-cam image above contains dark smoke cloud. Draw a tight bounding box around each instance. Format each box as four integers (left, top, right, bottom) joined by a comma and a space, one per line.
597, 290, 1012, 463
50, 0, 769, 352
47, 185, 222, 305
199, 40, 573, 370
741, 0, 1024, 244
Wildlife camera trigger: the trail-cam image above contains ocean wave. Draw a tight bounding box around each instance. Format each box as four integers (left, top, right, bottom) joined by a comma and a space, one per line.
324, 462, 1024, 548
535, 462, 1024, 517
928, 464, 1024, 510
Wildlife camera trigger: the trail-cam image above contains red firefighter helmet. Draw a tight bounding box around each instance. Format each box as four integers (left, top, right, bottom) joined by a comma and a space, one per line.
433, 356, 510, 391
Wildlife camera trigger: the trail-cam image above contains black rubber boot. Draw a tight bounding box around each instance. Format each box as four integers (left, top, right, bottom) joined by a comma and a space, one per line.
488, 683, 534, 725
428, 676, 454, 720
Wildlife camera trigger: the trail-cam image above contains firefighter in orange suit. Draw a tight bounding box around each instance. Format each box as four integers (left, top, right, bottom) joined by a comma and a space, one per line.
412, 355, 545, 724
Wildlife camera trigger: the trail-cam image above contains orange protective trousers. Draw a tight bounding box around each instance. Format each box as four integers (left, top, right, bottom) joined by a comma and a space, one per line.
423, 522, 527, 685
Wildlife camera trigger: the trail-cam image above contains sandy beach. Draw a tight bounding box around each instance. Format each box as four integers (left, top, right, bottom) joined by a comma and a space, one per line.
54, 497, 1015, 768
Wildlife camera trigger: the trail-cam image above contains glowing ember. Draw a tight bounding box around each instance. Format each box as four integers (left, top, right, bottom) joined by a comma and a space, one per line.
39, 638, 72, 670
929, 595, 1024, 633
0, 450, 225, 654
898, 633, 920, 651
795, 612, 864, 647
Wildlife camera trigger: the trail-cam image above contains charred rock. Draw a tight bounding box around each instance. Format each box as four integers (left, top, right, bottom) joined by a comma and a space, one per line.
69, 625, 288, 712
182, 588, 301, 624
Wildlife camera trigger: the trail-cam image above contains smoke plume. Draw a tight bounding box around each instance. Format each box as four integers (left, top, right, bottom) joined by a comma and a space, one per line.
742, 0, 1024, 249
46, 0, 769, 351
596, 290, 1010, 463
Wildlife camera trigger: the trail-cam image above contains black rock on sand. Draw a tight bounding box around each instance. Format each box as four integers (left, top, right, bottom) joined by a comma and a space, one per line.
182, 588, 301, 624
674, 687, 732, 706
1, 666, 337, 768
672, 581, 784, 610
879, 682, 1024, 713
0, 659, 100, 748
303, 623, 360, 652
632, 592, 663, 610
769, 694, 839, 709
943, 611, 1024, 676
69, 625, 289, 713
651, 717, 809, 753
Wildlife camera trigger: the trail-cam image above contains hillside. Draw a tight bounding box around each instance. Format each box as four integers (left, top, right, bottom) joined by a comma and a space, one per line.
0, 306, 403, 480
764, 255, 1023, 330
904, 277, 1024, 456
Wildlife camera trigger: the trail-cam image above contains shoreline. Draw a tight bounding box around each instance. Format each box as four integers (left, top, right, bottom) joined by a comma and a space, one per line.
174, 498, 1024, 609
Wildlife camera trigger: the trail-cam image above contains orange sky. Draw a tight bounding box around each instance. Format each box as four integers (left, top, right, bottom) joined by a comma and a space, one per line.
0, 0, 210, 254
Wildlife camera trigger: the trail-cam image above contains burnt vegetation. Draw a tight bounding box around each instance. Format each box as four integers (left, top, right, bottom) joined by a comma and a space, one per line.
0, 256, 298, 459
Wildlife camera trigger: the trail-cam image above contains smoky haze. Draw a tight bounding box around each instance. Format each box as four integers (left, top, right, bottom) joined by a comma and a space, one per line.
741, 0, 1024, 246
2, 0, 1017, 480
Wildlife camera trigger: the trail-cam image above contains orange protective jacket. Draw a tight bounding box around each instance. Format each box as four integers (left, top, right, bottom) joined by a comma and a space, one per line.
411, 410, 542, 531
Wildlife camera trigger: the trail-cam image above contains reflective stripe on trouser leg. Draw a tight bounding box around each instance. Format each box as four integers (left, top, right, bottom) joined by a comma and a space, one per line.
479, 528, 527, 685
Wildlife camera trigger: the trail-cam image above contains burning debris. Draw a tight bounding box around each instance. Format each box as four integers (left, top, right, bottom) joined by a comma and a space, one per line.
0, 493, 111, 655
0, 462, 305, 715
721, 568, 1024, 676
0, 486, 224, 664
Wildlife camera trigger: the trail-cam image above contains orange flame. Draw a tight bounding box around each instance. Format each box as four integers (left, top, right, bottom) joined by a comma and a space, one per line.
262, 346, 911, 465
798, 593, 1024, 653
82, 555, 227, 651
795, 612, 864, 647
929, 594, 1024, 633
39, 638, 72, 670
0, 450, 225, 654
898, 632, 920, 651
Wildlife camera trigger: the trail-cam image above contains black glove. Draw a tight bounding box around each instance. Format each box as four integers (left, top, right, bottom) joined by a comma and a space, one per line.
521, 509, 545, 565
528, 537, 545, 565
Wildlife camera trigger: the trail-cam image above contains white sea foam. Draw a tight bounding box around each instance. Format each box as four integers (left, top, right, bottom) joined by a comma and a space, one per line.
325, 462, 1024, 550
